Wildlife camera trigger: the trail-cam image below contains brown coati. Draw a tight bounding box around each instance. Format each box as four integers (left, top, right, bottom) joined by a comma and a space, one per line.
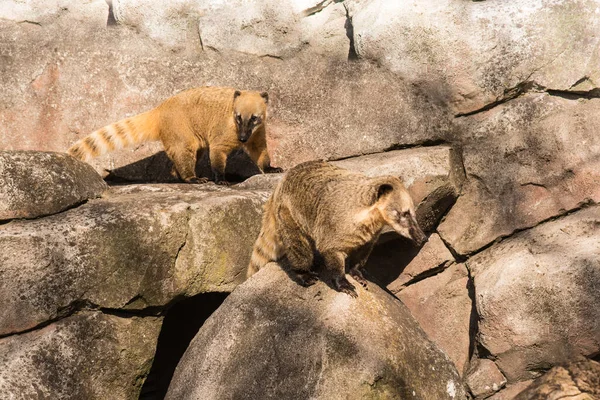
247, 160, 427, 297
67, 86, 280, 184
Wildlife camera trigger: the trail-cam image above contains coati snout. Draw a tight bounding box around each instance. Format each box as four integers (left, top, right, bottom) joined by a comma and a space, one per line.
374, 179, 427, 246
233, 90, 268, 143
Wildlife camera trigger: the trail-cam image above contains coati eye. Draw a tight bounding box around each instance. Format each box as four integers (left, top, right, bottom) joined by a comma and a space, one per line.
235, 113, 242, 123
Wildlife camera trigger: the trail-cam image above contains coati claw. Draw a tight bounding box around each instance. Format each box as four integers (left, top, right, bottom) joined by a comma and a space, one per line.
335, 277, 358, 298
298, 271, 319, 287
350, 270, 368, 288
185, 177, 209, 184
266, 166, 283, 173
215, 180, 231, 186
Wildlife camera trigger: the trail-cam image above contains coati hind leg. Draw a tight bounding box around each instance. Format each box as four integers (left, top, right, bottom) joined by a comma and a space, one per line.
278, 206, 318, 286
321, 249, 357, 298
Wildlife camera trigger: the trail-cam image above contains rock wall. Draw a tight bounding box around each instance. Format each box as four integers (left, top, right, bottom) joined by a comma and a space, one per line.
1, 0, 599, 398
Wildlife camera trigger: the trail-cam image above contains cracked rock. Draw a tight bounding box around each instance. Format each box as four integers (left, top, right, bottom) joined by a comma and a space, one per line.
469, 205, 600, 382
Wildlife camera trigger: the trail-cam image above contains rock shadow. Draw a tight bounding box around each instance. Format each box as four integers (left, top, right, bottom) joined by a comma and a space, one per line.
139, 292, 229, 400
105, 149, 262, 185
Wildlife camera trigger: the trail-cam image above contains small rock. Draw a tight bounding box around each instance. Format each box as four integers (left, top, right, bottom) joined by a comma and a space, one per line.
466, 359, 507, 398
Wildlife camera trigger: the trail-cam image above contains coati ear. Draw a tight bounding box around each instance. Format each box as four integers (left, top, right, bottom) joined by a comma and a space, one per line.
377, 183, 394, 200
260, 91, 269, 104
234, 90, 241, 99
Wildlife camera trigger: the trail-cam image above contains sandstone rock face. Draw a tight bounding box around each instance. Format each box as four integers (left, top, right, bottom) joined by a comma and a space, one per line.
166, 263, 467, 400
469, 205, 600, 382
0, 183, 268, 336
396, 263, 472, 377
347, 0, 600, 115
514, 359, 600, 400
439, 94, 600, 255
0, 151, 107, 221
487, 381, 534, 400
0, 311, 161, 400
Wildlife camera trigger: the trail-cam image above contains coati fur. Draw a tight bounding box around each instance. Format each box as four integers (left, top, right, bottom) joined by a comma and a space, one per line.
67, 86, 279, 184
247, 160, 427, 297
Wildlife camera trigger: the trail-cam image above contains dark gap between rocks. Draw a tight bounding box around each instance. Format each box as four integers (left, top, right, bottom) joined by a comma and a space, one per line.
139, 292, 229, 400
105, 0, 117, 26
344, 5, 359, 61
364, 232, 421, 287
466, 265, 479, 367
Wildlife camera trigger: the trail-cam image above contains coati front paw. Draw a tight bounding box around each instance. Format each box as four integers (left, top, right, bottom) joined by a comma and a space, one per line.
296, 271, 319, 287
350, 269, 368, 288
334, 276, 358, 298
185, 176, 209, 184
215, 180, 231, 186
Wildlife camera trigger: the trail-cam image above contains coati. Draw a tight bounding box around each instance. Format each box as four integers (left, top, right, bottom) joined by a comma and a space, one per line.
247, 160, 427, 297
67, 86, 280, 184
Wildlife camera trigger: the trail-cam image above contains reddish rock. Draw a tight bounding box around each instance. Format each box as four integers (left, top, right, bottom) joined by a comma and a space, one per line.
397, 263, 472, 376
466, 359, 507, 398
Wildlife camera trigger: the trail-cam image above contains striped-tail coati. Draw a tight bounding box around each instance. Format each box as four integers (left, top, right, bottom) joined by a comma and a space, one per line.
67, 86, 280, 184
247, 160, 427, 297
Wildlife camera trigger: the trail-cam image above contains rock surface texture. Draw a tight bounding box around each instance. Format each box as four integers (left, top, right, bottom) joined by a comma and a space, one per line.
166, 263, 467, 400
0, 151, 107, 221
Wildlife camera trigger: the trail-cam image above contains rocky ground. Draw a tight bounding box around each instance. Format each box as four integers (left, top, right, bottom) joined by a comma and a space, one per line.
1, 0, 599, 399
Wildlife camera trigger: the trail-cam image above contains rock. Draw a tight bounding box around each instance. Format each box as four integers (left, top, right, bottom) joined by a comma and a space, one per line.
0, 184, 268, 336
513, 359, 600, 400
396, 263, 472, 376
0, 311, 161, 399
469, 205, 600, 382
439, 94, 600, 255
347, 0, 600, 115
387, 233, 455, 291
0, 151, 107, 221
166, 263, 467, 400
487, 381, 534, 400
466, 359, 507, 399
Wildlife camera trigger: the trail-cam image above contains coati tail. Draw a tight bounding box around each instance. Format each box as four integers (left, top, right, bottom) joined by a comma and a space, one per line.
67, 111, 158, 161
247, 198, 280, 278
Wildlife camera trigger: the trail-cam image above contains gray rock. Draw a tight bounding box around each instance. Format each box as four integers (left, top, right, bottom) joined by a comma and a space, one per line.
513, 359, 600, 400
466, 359, 507, 399
439, 94, 600, 255
0, 184, 268, 336
0, 151, 107, 221
0, 311, 161, 400
469, 205, 600, 382
166, 262, 467, 400
397, 263, 472, 377
347, 0, 600, 115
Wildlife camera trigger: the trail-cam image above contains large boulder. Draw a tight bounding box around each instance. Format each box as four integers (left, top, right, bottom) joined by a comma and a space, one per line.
347, 0, 600, 115
0, 183, 268, 336
0, 311, 161, 400
514, 359, 600, 400
166, 263, 467, 400
0, 151, 107, 221
468, 205, 600, 382
439, 94, 600, 255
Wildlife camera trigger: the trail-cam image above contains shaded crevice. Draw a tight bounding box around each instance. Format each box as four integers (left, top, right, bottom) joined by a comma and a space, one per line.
343, 4, 358, 61
139, 292, 229, 400
105, 0, 117, 26
401, 263, 449, 288
456, 80, 600, 117
465, 263, 479, 368
0, 196, 95, 226
329, 139, 451, 163
437, 232, 466, 263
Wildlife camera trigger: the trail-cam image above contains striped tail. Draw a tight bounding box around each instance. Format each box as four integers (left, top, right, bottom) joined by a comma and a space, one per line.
247, 198, 281, 278
67, 111, 159, 162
